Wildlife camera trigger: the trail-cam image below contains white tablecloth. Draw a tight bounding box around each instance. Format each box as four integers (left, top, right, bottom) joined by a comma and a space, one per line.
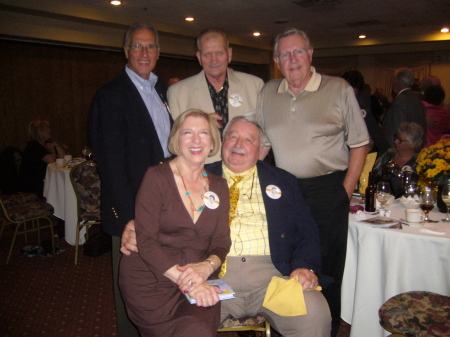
341, 202, 450, 337
43, 163, 86, 246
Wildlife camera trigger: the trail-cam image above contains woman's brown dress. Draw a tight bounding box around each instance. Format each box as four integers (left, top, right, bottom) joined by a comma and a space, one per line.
119, 162, 230, 337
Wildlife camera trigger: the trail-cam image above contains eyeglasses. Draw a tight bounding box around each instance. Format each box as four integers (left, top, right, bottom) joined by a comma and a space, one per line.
128, 43, 158, 53
393, 134, 408, 143
277, 48, 310, 62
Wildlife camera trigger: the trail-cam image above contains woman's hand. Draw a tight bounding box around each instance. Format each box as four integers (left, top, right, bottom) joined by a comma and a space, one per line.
176, 261, 214, 293
189, 281, 222, 307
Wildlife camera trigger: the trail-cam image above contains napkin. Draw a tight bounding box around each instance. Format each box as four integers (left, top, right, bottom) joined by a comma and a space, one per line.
262, 275, 322, 316
355, 210, 367, 221
420, 224, 447, 235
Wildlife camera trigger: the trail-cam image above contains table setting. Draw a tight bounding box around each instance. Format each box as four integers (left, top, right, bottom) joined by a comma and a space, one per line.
43, 147, 94, 246
343, 171, 450, 336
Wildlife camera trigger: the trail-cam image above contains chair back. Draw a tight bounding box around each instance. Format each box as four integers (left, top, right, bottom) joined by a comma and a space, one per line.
70, 161, 101, 222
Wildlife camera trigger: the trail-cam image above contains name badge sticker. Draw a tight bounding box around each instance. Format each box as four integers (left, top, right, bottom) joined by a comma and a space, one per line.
229, 94, 243, 107
266, 185, 282, 199
203, 191, 220, 209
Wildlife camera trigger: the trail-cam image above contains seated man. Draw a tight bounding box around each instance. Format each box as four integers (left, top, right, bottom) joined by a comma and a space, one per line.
122, 116, 332, 337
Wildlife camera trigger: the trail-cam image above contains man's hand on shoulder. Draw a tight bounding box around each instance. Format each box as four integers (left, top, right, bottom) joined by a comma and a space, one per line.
290, 268, 318, 291
120, 220, 138, 255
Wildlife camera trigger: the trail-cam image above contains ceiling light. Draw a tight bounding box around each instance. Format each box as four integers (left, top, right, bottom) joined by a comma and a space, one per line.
185, 17, 194, 22
441, 27, 449, 33
110, 0, 121, 5
253, 32, 261, 37
359, 35, 366, 39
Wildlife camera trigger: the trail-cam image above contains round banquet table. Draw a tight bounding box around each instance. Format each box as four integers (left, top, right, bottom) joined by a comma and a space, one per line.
43, 163, 86, 246
341, 201, 450, 337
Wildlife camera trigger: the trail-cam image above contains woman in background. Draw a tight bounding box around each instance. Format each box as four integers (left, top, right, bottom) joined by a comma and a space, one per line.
372, 122, 424, 198
422, 84, 450, 147
19, 119, 66, 197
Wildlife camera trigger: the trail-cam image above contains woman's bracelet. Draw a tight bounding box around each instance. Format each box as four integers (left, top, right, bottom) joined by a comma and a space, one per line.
205, 259, 216, 271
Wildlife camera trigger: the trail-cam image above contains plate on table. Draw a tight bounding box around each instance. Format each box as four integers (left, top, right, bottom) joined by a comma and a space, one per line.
359, 216, 399, 227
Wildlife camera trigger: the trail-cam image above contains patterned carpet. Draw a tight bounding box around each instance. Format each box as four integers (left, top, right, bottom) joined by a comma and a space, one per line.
0, 221, 350, 337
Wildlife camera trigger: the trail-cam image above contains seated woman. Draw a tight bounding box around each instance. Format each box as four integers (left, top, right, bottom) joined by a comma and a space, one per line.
372, 122, 424, 198
119, 110, 231, 337
19, 120, 66, 197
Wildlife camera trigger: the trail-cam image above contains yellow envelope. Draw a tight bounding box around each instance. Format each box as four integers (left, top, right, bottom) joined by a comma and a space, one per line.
262, 275, 322, 316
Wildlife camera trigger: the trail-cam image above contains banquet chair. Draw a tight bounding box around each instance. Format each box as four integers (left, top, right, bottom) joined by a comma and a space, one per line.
0, 193, 55, 265
70, 160, 101, 265
218, 314, 271, 336
379, 291, 450, 337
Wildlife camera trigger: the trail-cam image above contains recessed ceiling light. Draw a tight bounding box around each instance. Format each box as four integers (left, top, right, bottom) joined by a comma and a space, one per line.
185, 17, 194, 22
253, 32, 261, 37
441, 27, 449, 33
359, 35, 366, 39
110, 0, 121, 5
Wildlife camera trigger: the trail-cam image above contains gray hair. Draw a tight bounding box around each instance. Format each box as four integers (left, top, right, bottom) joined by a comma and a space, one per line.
196, 28, 229, 51
124, 22, 159, 48
394, 68, 415, 88
397, 122, 424, 152
223, 116, 268, 148
273, 28, 312, 58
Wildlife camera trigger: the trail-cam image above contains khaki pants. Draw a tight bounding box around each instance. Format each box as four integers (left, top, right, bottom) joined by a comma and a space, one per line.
221, 255, 331, 337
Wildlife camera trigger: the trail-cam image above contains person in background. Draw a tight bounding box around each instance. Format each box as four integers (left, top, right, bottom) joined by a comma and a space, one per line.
256, 28, 369, 336
119, 110, 230, 336
89, 22, 172, 337
419, 75, 441, 99
121, 116, 332, 337
370, 87, 389, 125
372, 122, 424, 198
422, 84, 450, 148
167, 28, 264, 163
382, 68, 427, 149
19, 119, 66, 197
342, 70, 390, 155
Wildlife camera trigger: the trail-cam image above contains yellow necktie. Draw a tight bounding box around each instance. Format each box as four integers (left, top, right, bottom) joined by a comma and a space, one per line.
219, 176, 243, 278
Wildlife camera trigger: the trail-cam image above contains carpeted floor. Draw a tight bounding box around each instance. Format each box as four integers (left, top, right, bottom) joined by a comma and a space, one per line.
0, 220, 350, 337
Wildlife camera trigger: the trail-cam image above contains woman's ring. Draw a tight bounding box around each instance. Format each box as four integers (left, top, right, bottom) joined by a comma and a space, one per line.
188, 279, 194, 286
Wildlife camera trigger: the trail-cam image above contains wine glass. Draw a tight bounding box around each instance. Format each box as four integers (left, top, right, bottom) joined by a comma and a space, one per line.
419, 187, 436, 222
441, 184, 450, 223
376, 181, 391, 211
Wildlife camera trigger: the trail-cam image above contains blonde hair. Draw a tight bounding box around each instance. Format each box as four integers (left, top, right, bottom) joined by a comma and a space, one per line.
27, 120, 50, 143
168, 110, 220, 157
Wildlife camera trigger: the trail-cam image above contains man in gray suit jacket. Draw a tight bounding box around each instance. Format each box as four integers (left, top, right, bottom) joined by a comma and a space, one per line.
382, 68, 427, 148
167, 28, 263, 163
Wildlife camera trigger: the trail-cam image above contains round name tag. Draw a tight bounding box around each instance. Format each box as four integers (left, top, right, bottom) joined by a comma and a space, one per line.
266, 185, 282, 199
203, 191, 220, 209
229, 93, 243, 107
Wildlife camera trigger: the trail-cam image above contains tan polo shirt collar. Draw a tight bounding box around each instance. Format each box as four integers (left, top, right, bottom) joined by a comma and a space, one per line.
277, 66, 322, 94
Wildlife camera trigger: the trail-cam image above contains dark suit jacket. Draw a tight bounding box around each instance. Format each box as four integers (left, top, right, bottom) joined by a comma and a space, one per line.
206, 160, 333, 288
382, 88, 427, 148
89, 69, 173, 237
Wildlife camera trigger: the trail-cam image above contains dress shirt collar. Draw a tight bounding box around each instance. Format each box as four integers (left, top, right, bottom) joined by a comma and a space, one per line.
222, 163, 257, 186
277, 66, 322, 95
396, 87, 410, 97
125, 66, 158, 91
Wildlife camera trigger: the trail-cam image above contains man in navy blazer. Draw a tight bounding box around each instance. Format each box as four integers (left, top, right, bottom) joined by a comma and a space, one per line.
122, 116, 331, 336
89, 22, 172, 337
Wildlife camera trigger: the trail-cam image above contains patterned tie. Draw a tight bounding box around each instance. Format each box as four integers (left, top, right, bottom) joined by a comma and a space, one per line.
219, 176, 243, 278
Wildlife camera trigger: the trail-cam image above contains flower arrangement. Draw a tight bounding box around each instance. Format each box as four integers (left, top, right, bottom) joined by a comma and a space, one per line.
416, 139, 450, 187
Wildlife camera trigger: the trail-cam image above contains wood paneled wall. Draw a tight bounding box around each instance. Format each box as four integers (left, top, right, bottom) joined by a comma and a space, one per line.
0, 39, 269, 157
